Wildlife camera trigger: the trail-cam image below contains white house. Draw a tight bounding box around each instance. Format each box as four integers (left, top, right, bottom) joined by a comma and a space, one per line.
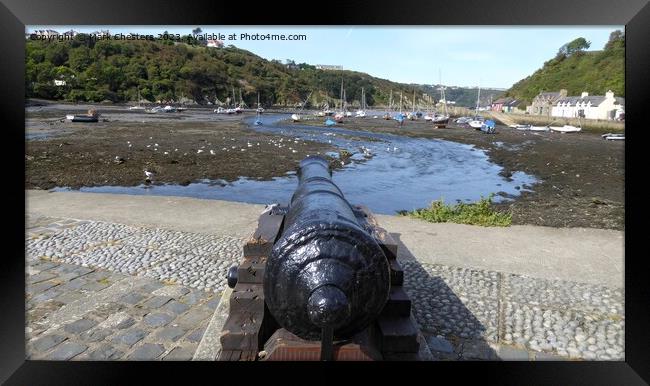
551, 90, 624, 120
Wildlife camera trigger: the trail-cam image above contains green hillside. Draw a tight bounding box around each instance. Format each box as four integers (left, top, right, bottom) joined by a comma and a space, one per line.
503, 30, 624, 104
420, 84, 504, 108
26, 35, 440, 109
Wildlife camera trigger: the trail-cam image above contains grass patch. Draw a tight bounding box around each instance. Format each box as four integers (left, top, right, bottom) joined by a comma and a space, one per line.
399, 195, 512, 227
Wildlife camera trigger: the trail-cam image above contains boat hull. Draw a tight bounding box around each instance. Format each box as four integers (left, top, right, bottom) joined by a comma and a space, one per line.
70, 115, 99, 123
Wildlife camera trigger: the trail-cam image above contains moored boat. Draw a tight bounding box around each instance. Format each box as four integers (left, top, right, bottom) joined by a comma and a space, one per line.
602, 133, 624, 140
68, 109, 100, 122
549, 125, 581, 133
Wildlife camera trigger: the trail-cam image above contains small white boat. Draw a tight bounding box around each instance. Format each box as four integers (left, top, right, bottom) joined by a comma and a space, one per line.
214, 107, 226, 114
529, 125, 550, 132
468, 120, 484, 129
355, 110, 366, 118
424, 115, 433, 121
345, 111, 352, 117
549, 125, 582, 133
514, 124, 531, 131
602, 133, 624, 140
291, 114, 301, 122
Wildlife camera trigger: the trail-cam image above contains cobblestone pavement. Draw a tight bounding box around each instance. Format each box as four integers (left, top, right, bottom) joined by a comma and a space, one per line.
25, 215, 624, 361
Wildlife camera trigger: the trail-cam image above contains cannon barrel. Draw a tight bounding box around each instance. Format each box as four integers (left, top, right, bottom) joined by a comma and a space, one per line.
263, 156, 391, 341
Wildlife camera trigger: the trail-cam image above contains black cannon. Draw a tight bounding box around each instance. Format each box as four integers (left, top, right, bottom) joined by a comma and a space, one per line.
220, 156, 420, 361
263, 156, 391, 354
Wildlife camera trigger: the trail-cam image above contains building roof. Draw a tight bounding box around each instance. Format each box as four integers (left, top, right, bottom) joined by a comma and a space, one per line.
505, 99, 523, 107
492, 97, 512, 104
557, 95, 607, 106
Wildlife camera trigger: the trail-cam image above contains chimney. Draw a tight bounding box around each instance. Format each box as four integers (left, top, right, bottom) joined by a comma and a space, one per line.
605, 90, 614, 99
581, 91, 589, 98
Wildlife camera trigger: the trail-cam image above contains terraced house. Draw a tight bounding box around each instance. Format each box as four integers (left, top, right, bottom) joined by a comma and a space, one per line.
551, 90, 624, 120
527, 89, 568, 116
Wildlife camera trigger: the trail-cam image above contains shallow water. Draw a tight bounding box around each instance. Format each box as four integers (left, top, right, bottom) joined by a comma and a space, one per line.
52, 113, 537, 214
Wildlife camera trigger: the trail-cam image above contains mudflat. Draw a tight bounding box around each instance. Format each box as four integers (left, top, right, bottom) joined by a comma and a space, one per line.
25, 103, 624, 230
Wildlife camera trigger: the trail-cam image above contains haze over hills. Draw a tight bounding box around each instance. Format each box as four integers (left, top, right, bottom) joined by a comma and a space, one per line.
26, 35, 503, 109
503, 30, 624, 104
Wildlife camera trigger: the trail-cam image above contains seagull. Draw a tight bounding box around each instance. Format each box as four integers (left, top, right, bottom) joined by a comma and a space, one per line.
292, 150, 297, 153
197, 149, 204, 154
164, 151, 169, 155
210, 150, 215, 155
261, 203, 279, 215
144, 170, 155, 182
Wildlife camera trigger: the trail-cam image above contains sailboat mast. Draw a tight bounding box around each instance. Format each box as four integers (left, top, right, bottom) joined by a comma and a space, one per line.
412, 89, 416, 113
399, 91, 402, 114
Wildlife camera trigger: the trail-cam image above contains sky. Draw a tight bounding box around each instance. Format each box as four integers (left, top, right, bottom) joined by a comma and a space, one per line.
27, 26, 623, 89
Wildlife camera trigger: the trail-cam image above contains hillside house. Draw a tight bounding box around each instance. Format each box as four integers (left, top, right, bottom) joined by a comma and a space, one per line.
528, 89, 568, 116
551, 90, 624, 120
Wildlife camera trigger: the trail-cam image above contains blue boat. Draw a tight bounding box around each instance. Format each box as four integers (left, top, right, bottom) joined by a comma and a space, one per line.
325, 118, 336, 126
480, 120, 496, 134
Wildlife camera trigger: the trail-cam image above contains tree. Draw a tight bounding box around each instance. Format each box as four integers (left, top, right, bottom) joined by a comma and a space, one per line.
192, 27, 202, 35
557, 37, 591, 58
605, 30, 624, 50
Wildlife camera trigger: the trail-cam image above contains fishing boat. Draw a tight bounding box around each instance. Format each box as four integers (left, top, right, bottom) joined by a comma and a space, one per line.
325, 118, 336, 126
67, 109, 100, 122
355, 87, 367, 118
162, 105, 177, 113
